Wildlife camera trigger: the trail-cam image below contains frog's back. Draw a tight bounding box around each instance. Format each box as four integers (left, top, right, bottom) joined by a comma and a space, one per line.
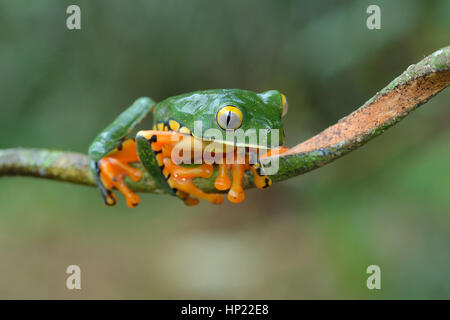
154, 89, 258, 123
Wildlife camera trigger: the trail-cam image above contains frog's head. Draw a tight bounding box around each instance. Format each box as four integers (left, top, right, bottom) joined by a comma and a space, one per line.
154, 89, 288, 148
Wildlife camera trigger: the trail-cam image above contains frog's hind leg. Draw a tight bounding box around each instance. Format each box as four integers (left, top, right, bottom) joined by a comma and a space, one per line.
162, 157, 224, 205
174, 190, 200, 206
138, 129, 224, 205
162, 157, 214, 179
89, 97, 154, 207
98, 139, 142, 208
168, 176, 224, 205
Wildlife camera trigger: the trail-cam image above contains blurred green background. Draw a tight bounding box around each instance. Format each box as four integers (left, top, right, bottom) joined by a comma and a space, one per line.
0, 0, 450, 299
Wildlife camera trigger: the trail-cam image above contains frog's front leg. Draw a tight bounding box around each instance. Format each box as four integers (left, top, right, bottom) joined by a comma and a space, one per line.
247, 163, 272, 189
214, 164, 231, 191
168, 173, 224, 205
89, 97, 154, 207
98, 139, 142, 208
227, 164, 246, 203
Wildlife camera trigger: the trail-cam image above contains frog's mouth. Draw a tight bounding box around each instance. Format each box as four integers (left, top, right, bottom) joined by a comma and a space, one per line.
197, 136, 270, 150
137, 129, 273, 150
147, 120, 283, 149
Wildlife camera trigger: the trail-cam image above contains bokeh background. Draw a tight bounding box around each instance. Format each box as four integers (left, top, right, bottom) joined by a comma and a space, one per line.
1, 0, 450, 299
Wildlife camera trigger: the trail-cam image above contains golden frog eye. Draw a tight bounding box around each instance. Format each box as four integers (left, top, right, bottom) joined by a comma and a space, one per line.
216, 105, 243, 130
281, 93, 288, 117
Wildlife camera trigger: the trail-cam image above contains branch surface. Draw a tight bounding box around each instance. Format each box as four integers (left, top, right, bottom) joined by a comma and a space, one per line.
1, 46, 449, 193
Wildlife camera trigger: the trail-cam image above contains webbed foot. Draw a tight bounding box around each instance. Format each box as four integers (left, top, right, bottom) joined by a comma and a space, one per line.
97, 139, 142, 208
163, 157, 224, 205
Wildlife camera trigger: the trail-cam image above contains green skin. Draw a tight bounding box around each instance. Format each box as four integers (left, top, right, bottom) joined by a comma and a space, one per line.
88, 89, 286, 200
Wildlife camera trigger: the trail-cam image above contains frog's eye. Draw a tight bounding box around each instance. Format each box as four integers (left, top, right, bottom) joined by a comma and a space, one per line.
216, 106, 243, 130
281, 93, 288, 117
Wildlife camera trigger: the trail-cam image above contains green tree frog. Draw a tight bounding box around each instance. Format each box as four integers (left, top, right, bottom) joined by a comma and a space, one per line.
88, 89, 288, 207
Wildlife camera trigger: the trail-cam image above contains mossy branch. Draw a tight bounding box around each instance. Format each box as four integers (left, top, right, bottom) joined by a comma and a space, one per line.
1, 46, 449, 193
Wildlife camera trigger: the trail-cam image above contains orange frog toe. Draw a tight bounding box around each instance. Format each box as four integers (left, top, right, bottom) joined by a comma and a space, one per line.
98, 139, 142, 208
214, 164, 231, 191
248, 164, 272, 189
226, 164, 246, 203
227, 187, 245, 203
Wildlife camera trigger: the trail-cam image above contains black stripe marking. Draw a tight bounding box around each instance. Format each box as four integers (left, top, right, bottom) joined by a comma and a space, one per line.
117, 138, 126, 151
